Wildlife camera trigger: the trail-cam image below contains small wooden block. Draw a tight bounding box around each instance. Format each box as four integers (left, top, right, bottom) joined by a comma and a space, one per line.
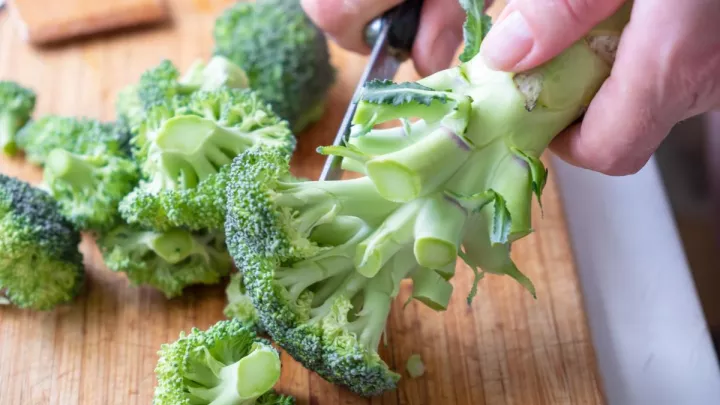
6, 0, 170, 45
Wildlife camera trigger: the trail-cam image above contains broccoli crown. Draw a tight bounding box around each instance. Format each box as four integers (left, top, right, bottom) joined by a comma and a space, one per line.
136, 59, 197, 111
226, 149, 441, 396
43, 149, 140, 231
225, 272, 260, 329
0, 174, 84, 310
97, 226, 233, 298
16, 115, 130, 165
120, 88, 295, 231
213, 0, 336, 133
0, 80, 36, 155
153, 318, 293, 405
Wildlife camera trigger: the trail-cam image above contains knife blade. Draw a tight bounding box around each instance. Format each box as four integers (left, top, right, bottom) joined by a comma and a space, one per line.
319, 0, 424, 181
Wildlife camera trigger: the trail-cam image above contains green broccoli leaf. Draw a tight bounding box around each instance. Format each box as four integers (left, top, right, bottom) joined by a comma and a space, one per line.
458, 0, 493, 63
359, 80, 449, 106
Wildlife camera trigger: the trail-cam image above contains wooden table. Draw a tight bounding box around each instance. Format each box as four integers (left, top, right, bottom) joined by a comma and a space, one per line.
0, 1, 604, 403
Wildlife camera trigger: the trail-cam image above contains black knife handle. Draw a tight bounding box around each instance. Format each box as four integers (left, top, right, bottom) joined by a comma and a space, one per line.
364, 0, 425, 61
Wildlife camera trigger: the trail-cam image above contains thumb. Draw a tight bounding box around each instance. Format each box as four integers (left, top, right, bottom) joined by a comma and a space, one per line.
479, 0, 627, 72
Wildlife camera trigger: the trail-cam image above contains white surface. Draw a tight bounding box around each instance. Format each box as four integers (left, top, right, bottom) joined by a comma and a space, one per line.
552, 156, 720, 405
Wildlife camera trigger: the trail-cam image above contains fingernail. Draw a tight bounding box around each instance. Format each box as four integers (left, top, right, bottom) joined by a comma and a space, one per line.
480, 11, 533, 70
428, 30, 462, 74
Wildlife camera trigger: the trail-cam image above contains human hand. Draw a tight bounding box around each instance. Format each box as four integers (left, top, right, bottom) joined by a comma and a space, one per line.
478, 0, 720, 175
302, 0, 720, 176
299, 0, 489, 77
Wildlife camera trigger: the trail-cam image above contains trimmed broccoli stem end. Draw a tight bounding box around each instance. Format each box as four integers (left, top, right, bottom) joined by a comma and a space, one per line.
188, 343, 282, 405
44, 149, 98, 190
148, 229, 198, 264
413, 194, 469, 269
0, 113, 19, 155
151, 115, 254, 188
410, 267, 453, 311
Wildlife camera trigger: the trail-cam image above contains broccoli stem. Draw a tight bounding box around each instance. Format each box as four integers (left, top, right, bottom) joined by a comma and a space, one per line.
188, 343, 281, 405
309, 271, 369, 321
148, 229, 197, 264
354, 199, 424, 278
277, 255, 354, 303
365, 127, 473, 202
348, 248, 417, 349
278, 177, 401, 228
347, 119, 436, 156
410, 267, 453, 311
0, 113, 18, 155
413, 195, 468, 269
44, 149, 96, 190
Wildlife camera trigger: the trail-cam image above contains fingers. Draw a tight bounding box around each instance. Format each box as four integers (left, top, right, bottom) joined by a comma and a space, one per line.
301, 0, 404, 54
550, 0, 720, 176
479, 0, 627, 72
411, 0, 467, 76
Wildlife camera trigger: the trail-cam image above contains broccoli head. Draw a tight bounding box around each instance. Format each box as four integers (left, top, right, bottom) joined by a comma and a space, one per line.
225, 149, 457, 396
98, 225, 233, 298
121, 56, 250, 132
213, 0, 335, 133
119, 87, 295, 232
0, 80, 36, 156
0, 174, 84, 311
17, 116, 139, 231
153, 318, 294, 405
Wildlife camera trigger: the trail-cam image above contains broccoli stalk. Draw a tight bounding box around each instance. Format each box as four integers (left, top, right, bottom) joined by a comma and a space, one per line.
318, 1, 632, 292
225, 149, 456, 396
98, 226, 233, 298
120, 88, 295, 231
153, 318, 294, 405
0, 81, 36, 156
225, 273, 260, 327
226, 0, 633, 397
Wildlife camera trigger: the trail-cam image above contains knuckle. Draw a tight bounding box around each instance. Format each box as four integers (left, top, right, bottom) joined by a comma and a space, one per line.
301, 0, 352, 35
554, 0, 595, 27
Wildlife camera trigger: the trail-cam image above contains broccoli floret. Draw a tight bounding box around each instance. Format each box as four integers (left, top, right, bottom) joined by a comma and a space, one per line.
131, 56, 249, 118
116, 84, 143, 135
119, 87, 295, 231
97, 225, 233, 298
0, 174, 84, 310
0, 81, 36, 156
153, 318, 294, 405
16, 115, 129, 165
226, 149, 455, 396
225, 272, 260, 328
17, 116, 138, 231
213, 0, 335, 133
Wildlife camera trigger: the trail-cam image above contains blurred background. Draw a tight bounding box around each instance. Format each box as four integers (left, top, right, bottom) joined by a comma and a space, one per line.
655, 111, 720, 350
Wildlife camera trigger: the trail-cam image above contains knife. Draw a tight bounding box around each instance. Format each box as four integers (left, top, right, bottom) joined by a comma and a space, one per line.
319, 0, 425, 181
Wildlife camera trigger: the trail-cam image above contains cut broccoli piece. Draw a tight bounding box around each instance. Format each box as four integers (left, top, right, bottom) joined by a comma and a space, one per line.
153, 318, 295, 405
16, 115, 129, 165
225, 272, 260, 328
226, 149, 454, 396
17, 116, 138, 231
406, 354, 425, 378
119, 87, 295, 232
213, 0, 335, 133
0, 174, 84, 310
0, 80, 36, 156
97, 225, 233, 298
225, 0, 633, 396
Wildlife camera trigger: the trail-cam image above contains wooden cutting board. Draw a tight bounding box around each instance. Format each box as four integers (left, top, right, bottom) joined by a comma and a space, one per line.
0, 1, 604, 404
5, 0, 170, 45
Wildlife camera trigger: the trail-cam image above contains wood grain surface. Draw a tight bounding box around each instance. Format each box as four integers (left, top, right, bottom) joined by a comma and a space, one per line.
7, 0, 169, 45
0, 1, 604, 404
